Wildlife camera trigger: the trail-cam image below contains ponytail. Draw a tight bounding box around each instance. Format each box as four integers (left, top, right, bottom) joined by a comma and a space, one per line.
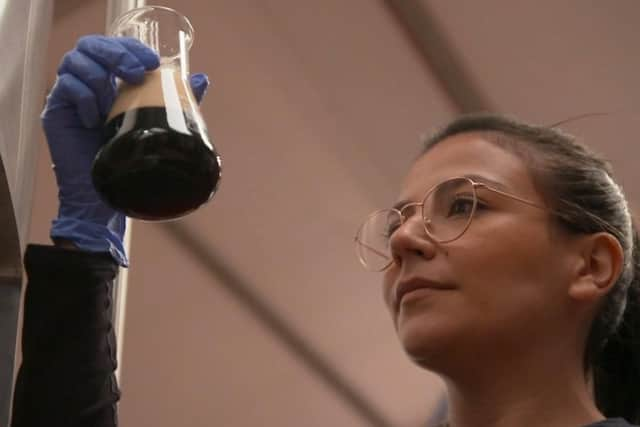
594, 227, 640, 423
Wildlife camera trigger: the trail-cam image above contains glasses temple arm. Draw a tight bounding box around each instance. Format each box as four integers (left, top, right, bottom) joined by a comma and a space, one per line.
480, 185, 547, 210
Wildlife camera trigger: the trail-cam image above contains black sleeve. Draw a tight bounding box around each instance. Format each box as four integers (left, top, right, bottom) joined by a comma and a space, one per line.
11, 244, 120, 427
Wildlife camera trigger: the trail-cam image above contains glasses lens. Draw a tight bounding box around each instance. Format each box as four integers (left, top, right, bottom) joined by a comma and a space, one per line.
423, 177, 476, 242
356, 209, 401, 271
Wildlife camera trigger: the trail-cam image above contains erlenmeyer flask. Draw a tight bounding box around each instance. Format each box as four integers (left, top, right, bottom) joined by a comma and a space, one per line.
92, 5, 222, 221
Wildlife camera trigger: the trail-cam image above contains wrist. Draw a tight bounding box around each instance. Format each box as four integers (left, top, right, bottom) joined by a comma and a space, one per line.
50, 217, 129, 267
52, 237, 80, 250
56, 195, 124, 232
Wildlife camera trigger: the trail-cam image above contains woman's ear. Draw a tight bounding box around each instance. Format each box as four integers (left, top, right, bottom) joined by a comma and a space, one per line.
568, 232, 624, 302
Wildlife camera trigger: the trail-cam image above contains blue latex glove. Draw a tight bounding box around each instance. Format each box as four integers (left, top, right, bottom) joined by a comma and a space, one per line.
43, 35, 210, 267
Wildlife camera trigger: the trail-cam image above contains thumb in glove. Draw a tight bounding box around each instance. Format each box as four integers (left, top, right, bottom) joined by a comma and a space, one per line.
190, 72, 210, 104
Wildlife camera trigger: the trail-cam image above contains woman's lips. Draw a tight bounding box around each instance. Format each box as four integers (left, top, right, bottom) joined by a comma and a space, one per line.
394, 278, 453, 311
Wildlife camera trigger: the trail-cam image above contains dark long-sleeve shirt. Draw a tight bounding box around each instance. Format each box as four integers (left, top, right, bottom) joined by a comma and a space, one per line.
12, 244, 120, 427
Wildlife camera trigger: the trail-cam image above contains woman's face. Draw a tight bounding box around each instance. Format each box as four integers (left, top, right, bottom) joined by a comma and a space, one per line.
383, 132, 577, 372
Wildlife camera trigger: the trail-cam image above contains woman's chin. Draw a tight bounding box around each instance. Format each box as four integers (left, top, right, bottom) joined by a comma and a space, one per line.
396, 315, 457, 368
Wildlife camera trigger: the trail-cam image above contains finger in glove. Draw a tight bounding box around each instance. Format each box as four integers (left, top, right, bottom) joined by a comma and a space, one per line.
58, 50, 116, 117
49, 74, 101, 128
77, 35, 160, 84
189, 73, 210, 104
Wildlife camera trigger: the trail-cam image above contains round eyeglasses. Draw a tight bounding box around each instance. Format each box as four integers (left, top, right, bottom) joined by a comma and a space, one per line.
354, 176, 546, 272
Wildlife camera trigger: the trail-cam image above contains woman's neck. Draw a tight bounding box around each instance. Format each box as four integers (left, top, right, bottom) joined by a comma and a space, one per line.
439, 351, 604, 427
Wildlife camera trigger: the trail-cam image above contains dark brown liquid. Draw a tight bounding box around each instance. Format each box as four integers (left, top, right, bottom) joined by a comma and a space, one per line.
92, 106, 221, 221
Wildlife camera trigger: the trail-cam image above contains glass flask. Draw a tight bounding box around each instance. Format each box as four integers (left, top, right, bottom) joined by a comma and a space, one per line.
92, 5, 222, 221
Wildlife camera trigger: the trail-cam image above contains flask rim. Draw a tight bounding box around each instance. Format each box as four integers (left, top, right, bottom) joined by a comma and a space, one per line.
108, 5, 195, 52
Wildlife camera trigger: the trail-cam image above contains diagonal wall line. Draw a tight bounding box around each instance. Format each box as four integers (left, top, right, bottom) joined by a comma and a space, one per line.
384, 0, 493, 113
162, 221, 395, 427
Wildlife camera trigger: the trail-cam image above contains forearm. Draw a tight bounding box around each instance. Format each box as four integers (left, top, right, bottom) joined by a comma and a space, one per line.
11, 244, 120, 427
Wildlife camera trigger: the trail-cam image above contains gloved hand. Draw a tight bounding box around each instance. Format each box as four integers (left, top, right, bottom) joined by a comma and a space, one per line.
43, 35, 210, 267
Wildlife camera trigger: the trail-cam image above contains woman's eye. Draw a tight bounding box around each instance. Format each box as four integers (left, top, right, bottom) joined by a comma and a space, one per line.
448, 197, 475, 217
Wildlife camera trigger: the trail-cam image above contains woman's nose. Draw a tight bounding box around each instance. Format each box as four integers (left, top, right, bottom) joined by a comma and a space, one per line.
389, 213, 437, 266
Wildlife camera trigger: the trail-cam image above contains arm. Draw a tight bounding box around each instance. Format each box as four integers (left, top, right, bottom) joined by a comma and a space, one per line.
10, 35, 209, 426
11, 245, 119, 427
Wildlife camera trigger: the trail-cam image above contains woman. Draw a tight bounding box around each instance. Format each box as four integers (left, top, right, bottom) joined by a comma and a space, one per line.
355, 115, 640, 426
12, 35, 640, 426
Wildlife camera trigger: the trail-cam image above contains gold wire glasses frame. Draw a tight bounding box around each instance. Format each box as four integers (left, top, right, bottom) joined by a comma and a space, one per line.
354, 176, 548, 272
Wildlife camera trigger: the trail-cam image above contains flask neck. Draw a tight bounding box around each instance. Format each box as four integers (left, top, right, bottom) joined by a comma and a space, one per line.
149, 29, 190, 78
